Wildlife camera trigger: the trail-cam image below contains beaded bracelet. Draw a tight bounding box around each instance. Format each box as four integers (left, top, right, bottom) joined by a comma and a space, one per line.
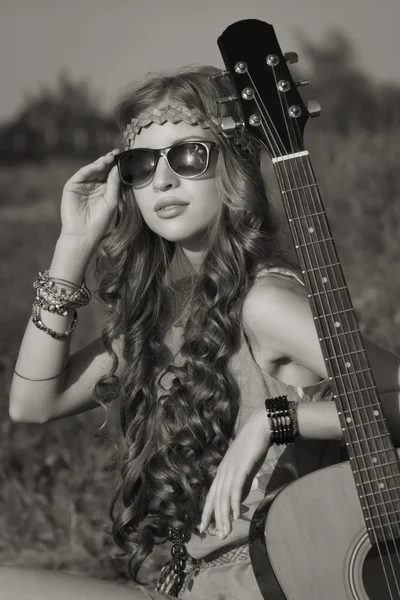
30, 269, 91, 338
33, 270, 91, 317
33, 296, 83, 317
31, 304, 78, 340
265, 395, 299, 445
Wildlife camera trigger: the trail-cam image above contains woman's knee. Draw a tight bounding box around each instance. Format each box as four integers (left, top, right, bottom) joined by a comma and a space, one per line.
0, 566, 151, 600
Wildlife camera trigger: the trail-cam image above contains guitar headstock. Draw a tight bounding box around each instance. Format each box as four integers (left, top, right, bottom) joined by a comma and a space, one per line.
217, 19, 320, 159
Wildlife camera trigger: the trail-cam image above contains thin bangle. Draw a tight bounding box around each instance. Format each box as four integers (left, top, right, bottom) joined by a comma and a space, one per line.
13, 361, 68, 382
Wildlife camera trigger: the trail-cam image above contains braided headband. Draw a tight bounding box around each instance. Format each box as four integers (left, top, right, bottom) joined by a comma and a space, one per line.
123, 104, 260, 156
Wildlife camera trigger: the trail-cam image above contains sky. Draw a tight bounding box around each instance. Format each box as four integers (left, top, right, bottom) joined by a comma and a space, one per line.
1, 0, 400, 123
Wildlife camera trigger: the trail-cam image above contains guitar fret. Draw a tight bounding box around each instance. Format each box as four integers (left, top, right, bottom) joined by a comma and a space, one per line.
366, 505, 400, 516
355, 475, 400, 486
366, 511, 400, 522
327, 349, 366, 360
353, 448, 397, 459
289, 211, 326, 221
357, 460, 400, 471
301, 262, 341, 272
310, 286, 347, 296
323, 329, 360, 338
335, 386, 377, 396
346, 418, 388, 428
367, 523, 400, 533
296, 238, 334, 248
314, 308, 355, 319
333, 368, 372, 377
346, 433, 390, 442
359, 486, 400, 498
362, 498, 400, 509
282, 183, 318, 193
341, 403, 381, 412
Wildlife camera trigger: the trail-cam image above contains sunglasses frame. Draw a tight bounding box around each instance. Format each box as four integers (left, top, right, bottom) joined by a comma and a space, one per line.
115, 140, 218, 187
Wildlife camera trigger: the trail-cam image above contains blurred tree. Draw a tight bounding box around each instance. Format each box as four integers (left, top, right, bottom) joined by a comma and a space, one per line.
0, 69, 119, 164
297, 31, 400, 133
1, 33, 400, 162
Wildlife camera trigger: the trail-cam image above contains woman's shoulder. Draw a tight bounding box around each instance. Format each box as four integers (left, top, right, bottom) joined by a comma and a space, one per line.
242, 259, 326, 382
242, 259, 309, 357
252, 255, 304, 288
246, 257, 306, 309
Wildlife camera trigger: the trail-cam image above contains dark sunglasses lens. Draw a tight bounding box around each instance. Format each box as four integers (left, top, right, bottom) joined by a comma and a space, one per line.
168, 143, 209, 177
119, 149, 156, 185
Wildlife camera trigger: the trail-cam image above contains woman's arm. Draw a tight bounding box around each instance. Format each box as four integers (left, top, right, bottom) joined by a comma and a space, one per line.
201, 276, 400, 538
242, 274, 400, 442
9, 236, 124, 424
10, 151, 122, 423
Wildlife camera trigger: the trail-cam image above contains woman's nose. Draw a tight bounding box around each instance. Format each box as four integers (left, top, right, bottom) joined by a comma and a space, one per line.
152, 155, 179, 191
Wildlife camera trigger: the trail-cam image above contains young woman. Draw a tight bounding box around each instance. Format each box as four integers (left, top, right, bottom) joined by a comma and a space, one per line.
7, 65, 400, 600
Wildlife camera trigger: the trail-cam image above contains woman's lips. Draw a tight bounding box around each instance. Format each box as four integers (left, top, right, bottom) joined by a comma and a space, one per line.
156, 205, 188, 219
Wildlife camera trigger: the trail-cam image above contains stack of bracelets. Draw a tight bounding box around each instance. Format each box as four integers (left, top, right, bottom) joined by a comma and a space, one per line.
264, 395, 299, 444
32, 270, 91, 340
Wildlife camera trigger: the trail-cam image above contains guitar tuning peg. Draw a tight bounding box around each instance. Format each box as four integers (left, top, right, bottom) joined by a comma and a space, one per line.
296, 80, 310, 87
219, 116, 244, 138
211, 70, 230, 80
284, 52, 298, 64
307, 99, 322, 118
215, 95, 238, 105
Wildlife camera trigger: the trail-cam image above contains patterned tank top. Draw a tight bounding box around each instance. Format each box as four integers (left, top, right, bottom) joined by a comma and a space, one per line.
160, 263, 343, 559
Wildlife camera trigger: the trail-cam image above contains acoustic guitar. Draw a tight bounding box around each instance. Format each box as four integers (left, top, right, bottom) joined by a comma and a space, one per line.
217, 19, 400, 600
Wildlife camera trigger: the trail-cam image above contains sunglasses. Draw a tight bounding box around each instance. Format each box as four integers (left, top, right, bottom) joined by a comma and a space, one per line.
115, 140, 218, 187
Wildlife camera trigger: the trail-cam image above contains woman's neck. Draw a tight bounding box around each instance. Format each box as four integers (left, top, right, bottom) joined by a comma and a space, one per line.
180, 247, 204, 272
173, 244, 204, 278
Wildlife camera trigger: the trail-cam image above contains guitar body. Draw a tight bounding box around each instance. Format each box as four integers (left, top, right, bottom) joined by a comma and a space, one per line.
250, 461, 400, 600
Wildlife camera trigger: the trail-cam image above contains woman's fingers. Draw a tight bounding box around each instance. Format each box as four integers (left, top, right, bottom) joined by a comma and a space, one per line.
200, 478, 217, 533
214, 469, 232, 538
201, 464, 247, 540
67, 149, 120, 184
103, 165, 121, 214
230, 477, 242, 524
218, 470, 246, 538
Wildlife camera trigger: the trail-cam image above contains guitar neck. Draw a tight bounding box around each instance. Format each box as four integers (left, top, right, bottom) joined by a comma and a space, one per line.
216, 14, 400, 544
272, 151, 400, 542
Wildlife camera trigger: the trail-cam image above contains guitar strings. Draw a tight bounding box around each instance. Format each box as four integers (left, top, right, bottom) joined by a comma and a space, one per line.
275, 76, 400, 590
287, 113, 400, 592
244, 62, 400, 592
244, 68, 400, 594
298, 152, 400, 492
279, 119, 400, 593
275, 75, 400, 590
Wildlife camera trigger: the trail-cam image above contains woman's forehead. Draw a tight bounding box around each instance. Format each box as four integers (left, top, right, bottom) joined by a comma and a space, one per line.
131, 121, 209, 149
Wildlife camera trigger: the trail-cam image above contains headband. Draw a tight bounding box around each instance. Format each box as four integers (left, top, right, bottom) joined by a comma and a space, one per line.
123, 103, 260, 157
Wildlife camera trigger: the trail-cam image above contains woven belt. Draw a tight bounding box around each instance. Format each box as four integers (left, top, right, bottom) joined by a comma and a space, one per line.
156, 531, 261, 598
199, 540, 251, 568
176, 539, 256, 598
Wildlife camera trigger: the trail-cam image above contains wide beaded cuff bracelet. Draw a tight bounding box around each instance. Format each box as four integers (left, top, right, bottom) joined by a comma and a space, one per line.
265, 395, 299, 445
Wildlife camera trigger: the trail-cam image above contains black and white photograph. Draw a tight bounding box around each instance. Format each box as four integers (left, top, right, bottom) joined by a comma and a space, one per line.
1, 1, 400, 598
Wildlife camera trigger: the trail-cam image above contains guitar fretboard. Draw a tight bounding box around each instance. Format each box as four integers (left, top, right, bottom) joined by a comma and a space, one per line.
273, 152, 400, 543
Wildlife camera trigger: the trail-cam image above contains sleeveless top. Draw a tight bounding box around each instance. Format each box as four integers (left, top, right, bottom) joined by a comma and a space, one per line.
160, 262, 343, 560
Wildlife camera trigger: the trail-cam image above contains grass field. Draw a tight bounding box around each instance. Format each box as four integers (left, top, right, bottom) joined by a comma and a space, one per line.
1, 127, 400, 588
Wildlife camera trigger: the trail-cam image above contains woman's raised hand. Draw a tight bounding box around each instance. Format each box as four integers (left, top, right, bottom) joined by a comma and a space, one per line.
60, 148, 122, 245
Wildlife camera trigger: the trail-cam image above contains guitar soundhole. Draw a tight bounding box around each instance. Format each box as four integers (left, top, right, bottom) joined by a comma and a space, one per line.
362, 540, 400, 599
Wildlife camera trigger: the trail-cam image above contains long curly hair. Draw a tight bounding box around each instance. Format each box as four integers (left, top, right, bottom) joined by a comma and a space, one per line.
94, 65, 282, 581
